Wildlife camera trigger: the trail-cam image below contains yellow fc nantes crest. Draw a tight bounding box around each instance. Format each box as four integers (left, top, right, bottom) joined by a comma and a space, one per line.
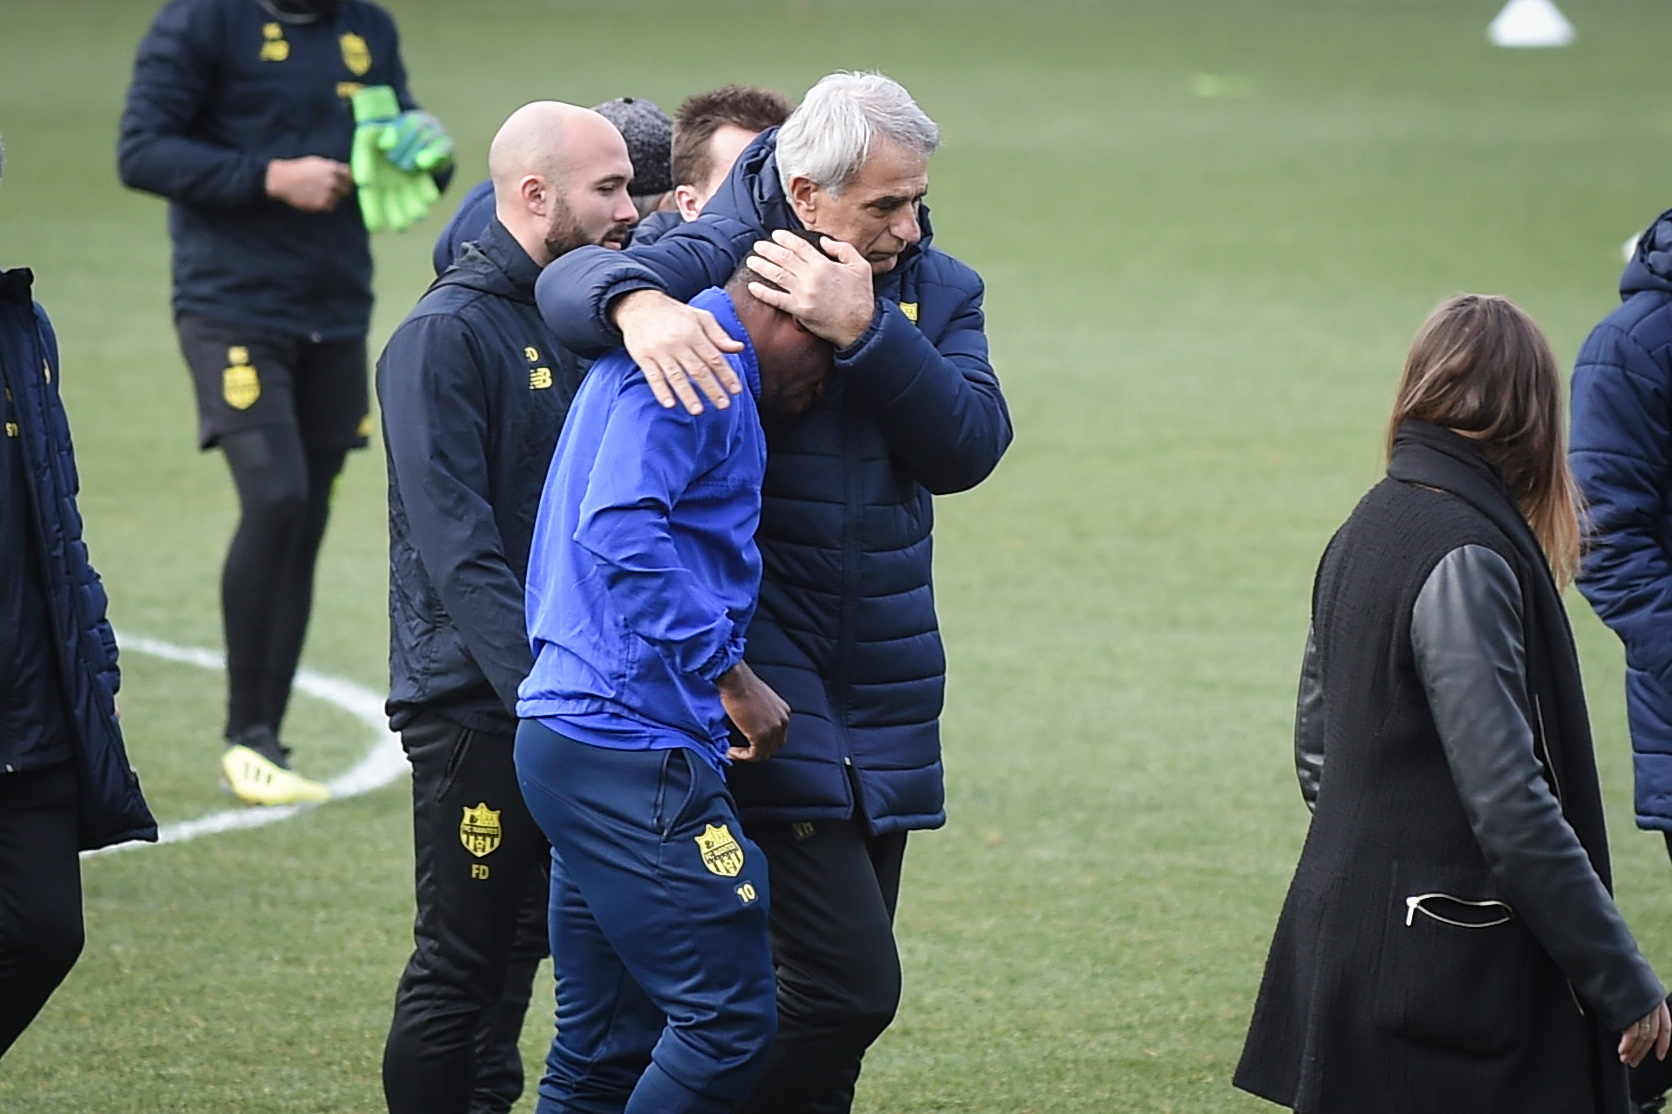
259, 23, 290, 62
340, 33, 372, 77
695, 823, 745, 877
899, 302, 919, 324
223, 347, 260, 411
460, 803, 502, 857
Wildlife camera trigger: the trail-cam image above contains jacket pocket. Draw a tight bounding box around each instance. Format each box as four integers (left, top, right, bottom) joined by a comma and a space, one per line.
1371, 861, 1537, 1057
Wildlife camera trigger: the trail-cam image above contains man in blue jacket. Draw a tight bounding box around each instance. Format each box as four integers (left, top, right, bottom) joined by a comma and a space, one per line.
534, 71, 1012, 1114
117, 0, 451, 802
1571, 207, 1672, 1114
515, 250, 835, 1114
376, 101, 636, 1114
0, 140, 157, 1057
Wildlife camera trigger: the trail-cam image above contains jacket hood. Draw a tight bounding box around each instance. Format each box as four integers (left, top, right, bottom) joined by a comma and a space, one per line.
1621, 208, 1672, 299
433, 219, 537, 303
705, 127, 936, 270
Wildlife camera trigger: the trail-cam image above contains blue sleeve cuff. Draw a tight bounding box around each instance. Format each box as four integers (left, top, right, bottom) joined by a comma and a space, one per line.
696, 633, 745, 684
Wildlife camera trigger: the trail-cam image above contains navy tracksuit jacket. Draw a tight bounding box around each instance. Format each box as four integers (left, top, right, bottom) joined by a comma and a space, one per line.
378, 219, 587, 734
118, 0, 445, 340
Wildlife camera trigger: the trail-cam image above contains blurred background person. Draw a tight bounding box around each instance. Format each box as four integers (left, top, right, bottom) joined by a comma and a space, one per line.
1237, 295, 1670, 1113
117, 0, 452, 803
1570, 206, 1672, 1114
629, 84, 793, 247
0, 136, 157, 1058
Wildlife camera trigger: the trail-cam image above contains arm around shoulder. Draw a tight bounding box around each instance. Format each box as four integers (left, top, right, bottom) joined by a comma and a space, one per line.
838, 267, 1012, 494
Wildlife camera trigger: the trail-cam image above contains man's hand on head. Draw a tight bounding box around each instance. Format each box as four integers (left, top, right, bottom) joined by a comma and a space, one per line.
265, 156, 354, 213
718, 662, 790, 763
612, 290, 744, 414
746, 230, 875, 350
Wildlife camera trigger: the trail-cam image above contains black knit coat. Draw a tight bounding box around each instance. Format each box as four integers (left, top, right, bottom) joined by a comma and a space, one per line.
1236, 423, 1634, 1113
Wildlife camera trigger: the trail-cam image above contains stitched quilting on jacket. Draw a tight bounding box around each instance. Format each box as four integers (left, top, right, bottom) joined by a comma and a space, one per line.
0, 267, 156, 851
534, 128, 1013, 833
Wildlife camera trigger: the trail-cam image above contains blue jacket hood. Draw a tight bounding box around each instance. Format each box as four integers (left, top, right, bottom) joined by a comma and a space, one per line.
1621, 208, 1672, 299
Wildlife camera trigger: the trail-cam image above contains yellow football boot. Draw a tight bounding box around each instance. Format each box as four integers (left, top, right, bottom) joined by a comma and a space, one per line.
221, 726, 330, 806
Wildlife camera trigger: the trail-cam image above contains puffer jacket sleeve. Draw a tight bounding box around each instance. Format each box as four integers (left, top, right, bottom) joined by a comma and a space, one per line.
1571, 315, 1672, 685
1413, 544, 1665, 1032
838, 263, 1011, 494
36, 307, 120, 701
535, 215, 760, 356
117, 0, 269, 209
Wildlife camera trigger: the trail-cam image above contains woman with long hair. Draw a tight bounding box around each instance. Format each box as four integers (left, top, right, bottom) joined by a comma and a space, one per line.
1235, 295, 1671, 1112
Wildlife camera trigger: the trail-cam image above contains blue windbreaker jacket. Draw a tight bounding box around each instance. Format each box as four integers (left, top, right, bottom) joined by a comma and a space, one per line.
378, 220, 587, 735
517, 288, 763, 770
118, 0, 445, 340
1573, 208, 1672, 830
534, 128, 1012, 833
0, 267, 156, 851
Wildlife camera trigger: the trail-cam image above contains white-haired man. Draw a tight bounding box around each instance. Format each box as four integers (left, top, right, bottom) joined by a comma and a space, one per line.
535, 72, 1012, 1114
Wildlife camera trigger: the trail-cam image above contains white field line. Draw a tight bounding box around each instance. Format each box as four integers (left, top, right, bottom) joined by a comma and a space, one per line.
85, 632, 405, 856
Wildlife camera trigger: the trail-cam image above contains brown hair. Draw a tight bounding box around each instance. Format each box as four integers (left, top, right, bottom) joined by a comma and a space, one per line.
671, 85, 793, 192
1386, 294, 1582, 585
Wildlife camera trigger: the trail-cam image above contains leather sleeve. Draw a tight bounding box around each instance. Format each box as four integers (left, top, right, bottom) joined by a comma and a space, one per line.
1295, 624, 1324, 811
1413, 544, 1666, 1031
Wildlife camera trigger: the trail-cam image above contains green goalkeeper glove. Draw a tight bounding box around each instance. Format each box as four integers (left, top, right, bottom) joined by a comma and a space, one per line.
350, 86, 441, 233
380, 110, 454, 174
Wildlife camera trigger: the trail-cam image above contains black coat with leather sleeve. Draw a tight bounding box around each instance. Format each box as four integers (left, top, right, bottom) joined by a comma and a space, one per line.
1237, 423, 1663, 1114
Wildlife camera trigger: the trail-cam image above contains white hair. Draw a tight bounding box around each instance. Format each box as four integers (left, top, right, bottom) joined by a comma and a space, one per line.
776, 72, 939, 197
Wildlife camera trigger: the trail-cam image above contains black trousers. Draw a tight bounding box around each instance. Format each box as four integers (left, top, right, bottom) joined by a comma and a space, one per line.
177, 314, 367, 740
383, 715, 550, 1114
0, 760, 84, 1059
738, 819, 907, 1114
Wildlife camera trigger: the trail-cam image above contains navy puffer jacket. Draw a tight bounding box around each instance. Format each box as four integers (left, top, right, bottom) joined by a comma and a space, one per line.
0, 267, 156, 851
1572, 207, 1672, 830
535, 129, 1012, 833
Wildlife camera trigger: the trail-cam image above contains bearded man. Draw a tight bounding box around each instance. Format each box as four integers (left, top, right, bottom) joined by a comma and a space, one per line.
374, 101, 636, 1114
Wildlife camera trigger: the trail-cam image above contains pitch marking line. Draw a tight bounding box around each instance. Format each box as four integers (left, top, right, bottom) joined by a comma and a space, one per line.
87, 632, 405, 856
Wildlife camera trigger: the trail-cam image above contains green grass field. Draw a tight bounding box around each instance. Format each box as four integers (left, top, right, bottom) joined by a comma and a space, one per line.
3, 0, 1672, 1109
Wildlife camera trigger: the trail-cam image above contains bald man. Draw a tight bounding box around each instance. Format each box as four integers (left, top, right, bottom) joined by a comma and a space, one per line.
376, 102, 637, 1114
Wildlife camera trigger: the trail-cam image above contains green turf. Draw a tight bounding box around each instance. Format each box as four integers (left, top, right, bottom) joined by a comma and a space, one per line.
3, 0, 1672, 1109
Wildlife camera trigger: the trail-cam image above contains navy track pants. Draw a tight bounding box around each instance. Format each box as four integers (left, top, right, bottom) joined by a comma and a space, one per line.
513, 720, 776, 1114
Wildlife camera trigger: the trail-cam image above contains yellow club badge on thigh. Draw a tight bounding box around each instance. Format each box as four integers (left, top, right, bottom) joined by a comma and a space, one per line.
460, 803, 502, 857
223, 346, 260, 410
696, 823, 744, 877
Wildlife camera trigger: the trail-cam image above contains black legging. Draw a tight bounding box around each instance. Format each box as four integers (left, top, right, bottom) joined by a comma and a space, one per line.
219, 426, 346, 739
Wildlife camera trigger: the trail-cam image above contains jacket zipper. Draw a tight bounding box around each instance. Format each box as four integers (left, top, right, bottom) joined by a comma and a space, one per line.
1533, 694, 1562, 804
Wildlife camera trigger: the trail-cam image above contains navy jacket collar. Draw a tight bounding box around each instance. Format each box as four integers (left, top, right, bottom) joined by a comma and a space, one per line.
442, 218, 541, 304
